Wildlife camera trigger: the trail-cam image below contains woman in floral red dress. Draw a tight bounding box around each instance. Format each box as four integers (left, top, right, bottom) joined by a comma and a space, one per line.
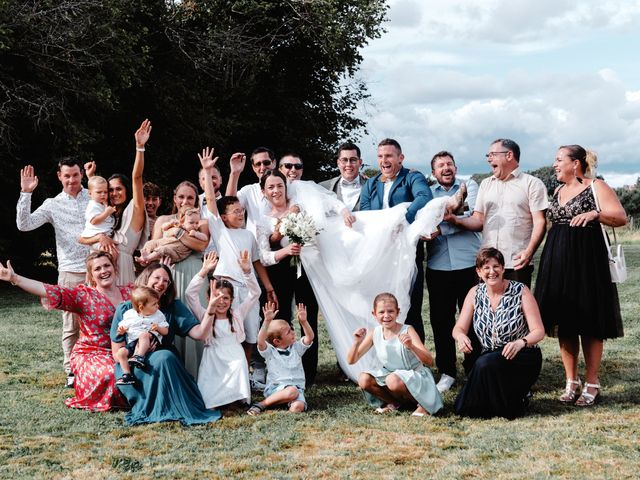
0, 251, 130, 411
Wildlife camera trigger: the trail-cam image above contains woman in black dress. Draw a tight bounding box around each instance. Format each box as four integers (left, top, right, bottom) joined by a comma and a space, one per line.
534, 145, 627, 406
453, 248, 545, 419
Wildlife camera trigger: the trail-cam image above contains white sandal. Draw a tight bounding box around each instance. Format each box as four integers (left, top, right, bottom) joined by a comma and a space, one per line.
575, 382, 600, 407
559, 378, 581, 403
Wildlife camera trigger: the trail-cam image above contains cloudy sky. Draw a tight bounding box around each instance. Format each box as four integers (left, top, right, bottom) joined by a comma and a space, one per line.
355, 0, 640, 187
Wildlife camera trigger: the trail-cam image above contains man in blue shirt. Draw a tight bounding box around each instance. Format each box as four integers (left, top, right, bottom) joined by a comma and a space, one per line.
360, 138, 433, 341
426, 151, 482, 392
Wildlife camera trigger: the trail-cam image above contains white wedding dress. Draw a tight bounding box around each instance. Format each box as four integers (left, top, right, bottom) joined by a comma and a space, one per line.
288, 181, 450, 381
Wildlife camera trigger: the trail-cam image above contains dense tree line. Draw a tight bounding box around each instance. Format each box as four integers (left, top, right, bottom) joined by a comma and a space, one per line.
0, 0, 386, 272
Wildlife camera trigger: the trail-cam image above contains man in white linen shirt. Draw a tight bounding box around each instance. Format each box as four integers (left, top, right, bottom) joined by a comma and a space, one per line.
319, 142, 367, 211
446, 138, 549, 286
225, 147, 275, 238
16, 158, 90, 387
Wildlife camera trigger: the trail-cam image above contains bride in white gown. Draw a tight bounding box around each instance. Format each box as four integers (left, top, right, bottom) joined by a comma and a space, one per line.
286, 180, 458, 381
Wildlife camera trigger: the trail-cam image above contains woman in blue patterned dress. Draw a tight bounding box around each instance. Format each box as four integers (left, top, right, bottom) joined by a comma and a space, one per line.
452, 248, 545, 419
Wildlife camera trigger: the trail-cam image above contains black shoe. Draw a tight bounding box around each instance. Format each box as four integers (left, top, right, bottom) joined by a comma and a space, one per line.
116, 373, 136, 385
128, 355, 146, 369
65, 374, 75, 388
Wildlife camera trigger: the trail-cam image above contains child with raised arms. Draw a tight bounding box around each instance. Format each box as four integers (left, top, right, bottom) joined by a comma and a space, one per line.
198, 147, 277, 368
185, 250, 260, 409
246, 302, 313, 415
347, 292, 443, 416
115, 286, 169, 385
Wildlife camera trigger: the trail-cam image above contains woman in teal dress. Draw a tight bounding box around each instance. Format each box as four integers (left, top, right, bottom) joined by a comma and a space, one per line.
110, 262, 220, 425
151, 180, 209, 379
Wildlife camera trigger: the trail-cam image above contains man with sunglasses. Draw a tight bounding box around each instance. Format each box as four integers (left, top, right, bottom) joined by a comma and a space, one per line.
279, 153, 304, 183
320, 142, 367, 211
445, 138, 548, 286
226, 147, 276, 238
16, 157, 90, 388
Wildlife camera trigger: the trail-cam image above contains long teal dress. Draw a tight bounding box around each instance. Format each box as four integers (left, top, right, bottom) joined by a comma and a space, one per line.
172, 252, 206, 379
110, 299, 221, 426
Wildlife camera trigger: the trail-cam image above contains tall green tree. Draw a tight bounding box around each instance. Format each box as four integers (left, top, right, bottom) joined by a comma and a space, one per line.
1, 0, 387, 269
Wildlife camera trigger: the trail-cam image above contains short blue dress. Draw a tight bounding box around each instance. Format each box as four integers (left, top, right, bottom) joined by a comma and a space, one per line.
366, 324, 443, 414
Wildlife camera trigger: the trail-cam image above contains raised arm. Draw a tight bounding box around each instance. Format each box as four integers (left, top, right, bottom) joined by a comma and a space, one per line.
296, 304, 314, 346
399, 326, 434, 366
234, 251, 261, 320
130, 119, 152, 232
225, 152, 246, 196
16, 165, 52, 232
257, 301, 278, 352
184, 251, 218, 320
346, 327, 374, 364
0, 260, 47, 297
198, 147, 220, 217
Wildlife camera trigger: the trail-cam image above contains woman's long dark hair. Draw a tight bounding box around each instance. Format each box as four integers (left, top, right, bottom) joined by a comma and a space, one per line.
108, 173, 132, 233
135, 263, 176, 309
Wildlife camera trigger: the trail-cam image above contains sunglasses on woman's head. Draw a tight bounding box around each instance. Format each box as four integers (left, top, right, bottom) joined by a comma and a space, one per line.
281, 163, 303, 170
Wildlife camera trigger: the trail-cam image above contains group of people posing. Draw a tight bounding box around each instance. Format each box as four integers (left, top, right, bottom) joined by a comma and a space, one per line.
2, 118, 627, 424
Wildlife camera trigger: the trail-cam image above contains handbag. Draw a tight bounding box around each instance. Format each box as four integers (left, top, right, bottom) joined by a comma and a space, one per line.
591, 181, 627, 283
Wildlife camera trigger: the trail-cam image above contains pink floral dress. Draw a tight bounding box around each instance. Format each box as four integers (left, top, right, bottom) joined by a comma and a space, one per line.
43, 284, 132, 411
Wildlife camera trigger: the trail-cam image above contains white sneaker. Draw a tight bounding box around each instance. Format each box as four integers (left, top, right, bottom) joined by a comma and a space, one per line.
436, 374, 456, 393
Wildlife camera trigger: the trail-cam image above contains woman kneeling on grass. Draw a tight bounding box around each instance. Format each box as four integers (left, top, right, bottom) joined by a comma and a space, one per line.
452, 248, 545, 419
110, 262, 221, 426
347, 292, 443, 417
0, 252, 130, 412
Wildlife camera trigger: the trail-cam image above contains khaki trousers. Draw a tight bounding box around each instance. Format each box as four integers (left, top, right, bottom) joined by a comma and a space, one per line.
58, 271, 85, 374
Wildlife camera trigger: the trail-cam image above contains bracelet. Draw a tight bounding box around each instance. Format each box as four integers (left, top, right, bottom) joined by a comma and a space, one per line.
521, 337, 528, 347
136, 147, 145, 152
10, 274, 18, 286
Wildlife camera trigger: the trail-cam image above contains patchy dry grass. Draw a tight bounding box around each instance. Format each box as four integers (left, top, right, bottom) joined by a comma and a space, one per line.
1, 247, 639, 479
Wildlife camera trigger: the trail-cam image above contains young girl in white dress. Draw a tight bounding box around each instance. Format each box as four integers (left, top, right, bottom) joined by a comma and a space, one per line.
347, 292, 443, 416
185, 250, 260, 409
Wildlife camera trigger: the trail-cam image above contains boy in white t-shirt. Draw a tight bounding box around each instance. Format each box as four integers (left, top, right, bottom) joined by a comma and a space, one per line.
80, 176, 115, 245
115, 286, 169, 385
198, 147, 277, 368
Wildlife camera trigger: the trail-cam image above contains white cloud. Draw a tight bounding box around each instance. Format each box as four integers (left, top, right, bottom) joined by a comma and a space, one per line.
352, 0, 640, 186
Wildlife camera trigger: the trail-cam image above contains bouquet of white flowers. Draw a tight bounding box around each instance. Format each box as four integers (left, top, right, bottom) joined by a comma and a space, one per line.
279, 211, 319, 273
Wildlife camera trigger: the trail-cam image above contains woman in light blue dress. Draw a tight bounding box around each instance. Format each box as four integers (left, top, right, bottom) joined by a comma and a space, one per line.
347, 293, 443, 416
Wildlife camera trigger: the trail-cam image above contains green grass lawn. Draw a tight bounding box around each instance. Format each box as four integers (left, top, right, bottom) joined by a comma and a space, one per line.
1, 247, 639, 479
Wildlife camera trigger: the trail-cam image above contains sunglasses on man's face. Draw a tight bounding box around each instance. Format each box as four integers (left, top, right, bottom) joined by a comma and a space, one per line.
281, 163, 304, 170
253, 160, 273, 167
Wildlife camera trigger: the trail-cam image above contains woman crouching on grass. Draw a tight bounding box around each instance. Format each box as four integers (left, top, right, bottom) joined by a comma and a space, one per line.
347, 292, 443, 417
110, 262, 221, 426
0, 252, 130, 411
453, 248, 545, 419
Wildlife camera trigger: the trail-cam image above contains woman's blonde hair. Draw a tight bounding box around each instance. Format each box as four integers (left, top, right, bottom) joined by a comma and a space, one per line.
85, 251, 117, 287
